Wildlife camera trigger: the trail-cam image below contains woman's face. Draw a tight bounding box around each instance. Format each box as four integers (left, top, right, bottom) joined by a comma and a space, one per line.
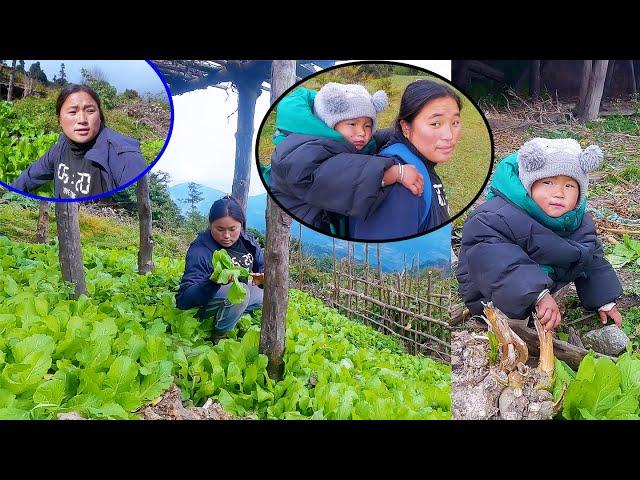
210, 216, 242, 247
400, 97, 461, 164
59, 91, 102, 143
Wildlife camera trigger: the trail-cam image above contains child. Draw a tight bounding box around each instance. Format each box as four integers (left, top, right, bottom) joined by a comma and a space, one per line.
269, 82, 424, 235
457, 138, 623, 331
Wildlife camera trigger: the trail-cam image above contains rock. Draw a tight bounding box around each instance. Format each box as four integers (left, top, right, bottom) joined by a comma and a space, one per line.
582, 325, 630, 356
57, 412, 86, 420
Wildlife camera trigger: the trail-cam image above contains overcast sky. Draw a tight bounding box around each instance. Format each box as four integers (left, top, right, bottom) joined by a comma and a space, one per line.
9, 60, 168, 97
153, 60, 451, 195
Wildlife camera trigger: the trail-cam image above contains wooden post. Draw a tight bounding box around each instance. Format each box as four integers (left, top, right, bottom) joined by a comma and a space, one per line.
603, 60, 616, 98
55, 202, 87, 299
332, 238, 337, 308
35, 200, 49, 244
7, 60, 16, 101
364, 243, 369, 325
136, 175, 153, 274
298, 223, 303, 290
529, 60, 541, 100
629, 60, 637, 95
259, 60, 296, 381
231, 76, 261, 213
579, 60, 609, 122
576, 60, 593, 117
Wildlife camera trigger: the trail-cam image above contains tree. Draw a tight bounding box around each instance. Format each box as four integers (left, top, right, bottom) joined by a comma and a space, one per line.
260, 61, 297, 380
578, 60, 609, 122
16, 60, 25, 73
180, 182, 204, 213
28, 61, 48, 84
81, 68, 117, 109
54, 63, 68, 86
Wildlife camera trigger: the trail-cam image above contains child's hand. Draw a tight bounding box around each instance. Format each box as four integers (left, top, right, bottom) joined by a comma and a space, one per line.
250, 272, 265, 286
382, 165, 424, 196
401, 165, 424, 196
536, 294, 561, 331
598, 305, 622, 328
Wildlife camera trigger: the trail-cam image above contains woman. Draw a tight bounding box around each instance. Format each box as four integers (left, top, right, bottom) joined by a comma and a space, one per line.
349, 79, 462, 240
11, 84, 146, 199
176, 195, 264, 343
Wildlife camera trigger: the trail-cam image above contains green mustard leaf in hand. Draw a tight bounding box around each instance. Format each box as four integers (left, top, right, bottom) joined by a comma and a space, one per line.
227, 280, 248, 305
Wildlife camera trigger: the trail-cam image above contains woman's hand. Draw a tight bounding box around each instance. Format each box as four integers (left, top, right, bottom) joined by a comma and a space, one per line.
598, 305, 622, 328
250, 272, 265, 286
536, 294, 561, 331
382, 165, 424, 196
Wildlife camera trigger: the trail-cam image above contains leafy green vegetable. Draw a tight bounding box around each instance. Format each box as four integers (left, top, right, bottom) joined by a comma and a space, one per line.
606, 236, 640, 269
210, 249, 250, 305
0, 235, 450, 420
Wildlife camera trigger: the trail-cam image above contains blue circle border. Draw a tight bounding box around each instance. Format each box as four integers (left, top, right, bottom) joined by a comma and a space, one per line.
0, 59, 175, 203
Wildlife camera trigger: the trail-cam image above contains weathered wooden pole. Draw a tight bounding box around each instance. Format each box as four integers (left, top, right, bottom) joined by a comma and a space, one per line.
136, 175, 154, 274
260, 60, 296, 380
529, 60, 541, 100
576, 60, 593, 117
55, 202, 87, 298
579, 60, 609, 122
7, 60, 16, 101
35, 200, 49, 243
231, 75, 262, 213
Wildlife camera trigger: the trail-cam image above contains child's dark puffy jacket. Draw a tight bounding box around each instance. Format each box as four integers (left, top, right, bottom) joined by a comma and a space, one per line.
269, 133, 396, 231
456, 152, 622, 319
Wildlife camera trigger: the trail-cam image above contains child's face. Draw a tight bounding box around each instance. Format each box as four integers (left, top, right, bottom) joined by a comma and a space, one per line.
334, 116, 373, 150
531, 175, 580, 217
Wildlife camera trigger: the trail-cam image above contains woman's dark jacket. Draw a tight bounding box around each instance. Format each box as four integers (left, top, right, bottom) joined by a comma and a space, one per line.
12, 126, 146, 197
176, 230, 265, 311
348, 129, 450, 240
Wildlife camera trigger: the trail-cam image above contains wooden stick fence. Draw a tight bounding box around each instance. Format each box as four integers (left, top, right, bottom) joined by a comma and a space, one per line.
294, 237, 450, 362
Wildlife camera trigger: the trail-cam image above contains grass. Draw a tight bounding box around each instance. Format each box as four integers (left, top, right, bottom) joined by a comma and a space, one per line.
586, 114, 640, 135
257, 72, 492, 219
0, 200, 189, 259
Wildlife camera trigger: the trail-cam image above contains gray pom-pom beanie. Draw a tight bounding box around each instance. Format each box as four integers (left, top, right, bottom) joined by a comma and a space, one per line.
313, 82, 388, 131
517, 137, 603, 206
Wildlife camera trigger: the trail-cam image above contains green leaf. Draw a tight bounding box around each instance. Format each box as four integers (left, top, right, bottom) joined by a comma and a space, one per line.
563, 353, 621, 419
12, 334, 55, 363
139, 361, 173, 402
33, 377, 66, 407
3, 276, 18, 296
140, 336, 168, 366
104, 356, 139, 394
226, 362, 243, 389
1, 350, 53, 395
227, 280, 247, 305
88, 402, 130, 420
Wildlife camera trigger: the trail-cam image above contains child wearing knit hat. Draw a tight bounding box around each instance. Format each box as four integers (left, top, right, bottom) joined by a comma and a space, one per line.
268, 82, 424, 235
456, 137, 623, 332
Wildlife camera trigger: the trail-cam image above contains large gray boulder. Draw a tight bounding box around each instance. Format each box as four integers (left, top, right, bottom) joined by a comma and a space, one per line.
582, 325, 630, 356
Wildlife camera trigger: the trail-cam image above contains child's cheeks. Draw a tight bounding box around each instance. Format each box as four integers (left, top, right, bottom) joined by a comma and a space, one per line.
530, 175, 580, 217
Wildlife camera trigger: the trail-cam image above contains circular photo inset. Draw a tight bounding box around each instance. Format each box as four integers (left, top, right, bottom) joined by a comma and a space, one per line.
256, 61, 493, 242
0, 60, 173, 201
